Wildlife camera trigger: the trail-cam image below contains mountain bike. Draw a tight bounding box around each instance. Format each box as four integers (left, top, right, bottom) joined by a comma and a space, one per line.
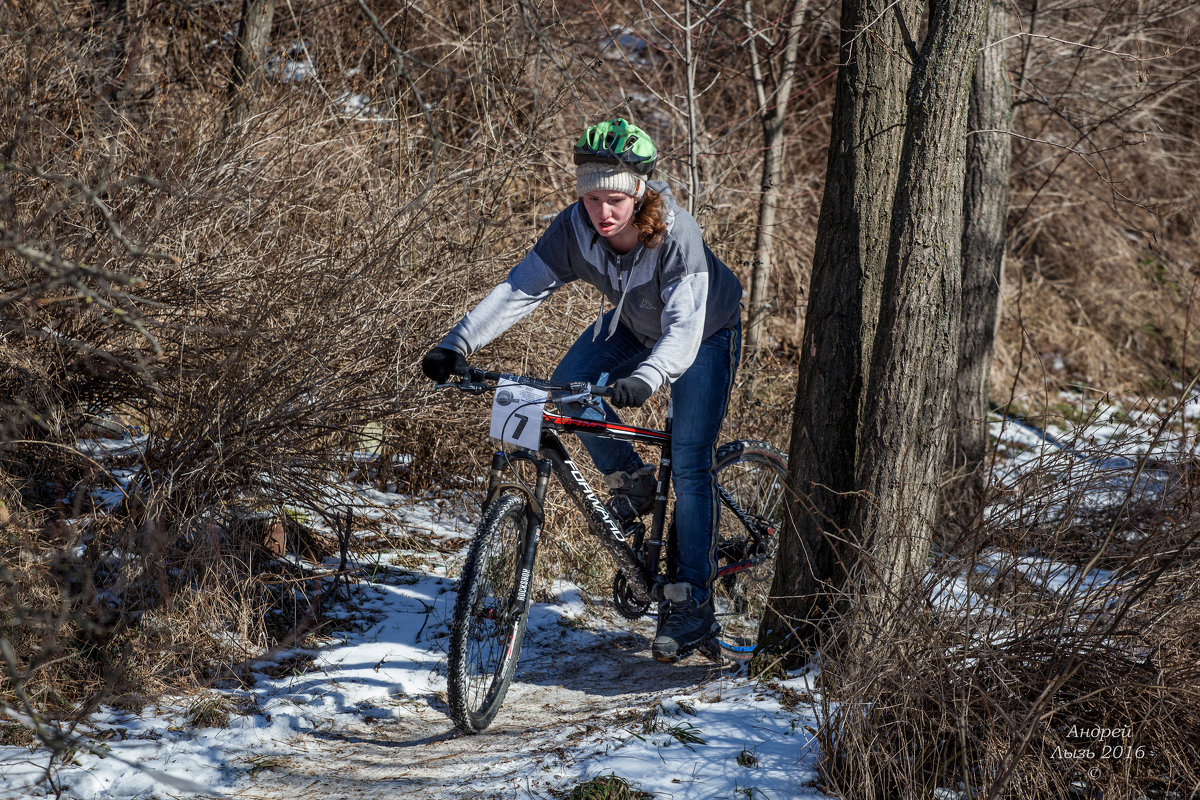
439, 366, 789, 734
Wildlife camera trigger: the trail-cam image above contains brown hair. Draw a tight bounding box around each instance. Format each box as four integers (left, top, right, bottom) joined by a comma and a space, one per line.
633, 188, 668, 249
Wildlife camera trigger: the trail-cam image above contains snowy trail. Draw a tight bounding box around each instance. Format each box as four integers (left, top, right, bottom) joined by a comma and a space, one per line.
3, 555, 821, 800
241, 601, 727, 800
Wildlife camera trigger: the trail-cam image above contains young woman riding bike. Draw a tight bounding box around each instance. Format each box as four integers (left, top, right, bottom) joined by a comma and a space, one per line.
422, 118, 743, 662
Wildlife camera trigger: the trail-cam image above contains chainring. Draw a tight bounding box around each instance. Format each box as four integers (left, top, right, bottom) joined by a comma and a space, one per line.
611, 572, 651, 619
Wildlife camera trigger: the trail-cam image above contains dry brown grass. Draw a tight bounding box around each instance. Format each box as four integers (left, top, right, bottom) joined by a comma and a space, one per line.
998, 0, 1200, 399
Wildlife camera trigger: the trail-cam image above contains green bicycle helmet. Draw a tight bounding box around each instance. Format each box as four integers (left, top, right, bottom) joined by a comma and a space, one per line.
573, 118, 657, 176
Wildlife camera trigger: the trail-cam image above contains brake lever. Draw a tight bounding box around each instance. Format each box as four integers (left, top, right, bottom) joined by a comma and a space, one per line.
558, 391, 596, 406
558, 387, 607, 411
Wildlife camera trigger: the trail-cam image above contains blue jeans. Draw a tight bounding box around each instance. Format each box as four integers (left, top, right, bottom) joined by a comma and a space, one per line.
551, 311, 741, 602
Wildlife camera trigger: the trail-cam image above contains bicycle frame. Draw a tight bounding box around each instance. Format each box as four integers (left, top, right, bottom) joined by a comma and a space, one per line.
456, 365, 777, 611
482, 407, 673, 605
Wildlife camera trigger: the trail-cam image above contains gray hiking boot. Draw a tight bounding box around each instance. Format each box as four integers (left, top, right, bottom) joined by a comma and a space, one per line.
652, 583, 720, 662
603, 465, 657, 526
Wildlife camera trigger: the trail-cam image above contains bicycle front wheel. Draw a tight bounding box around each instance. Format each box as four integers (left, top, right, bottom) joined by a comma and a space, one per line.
447, 492, 535, 733
712, 440, 789, 661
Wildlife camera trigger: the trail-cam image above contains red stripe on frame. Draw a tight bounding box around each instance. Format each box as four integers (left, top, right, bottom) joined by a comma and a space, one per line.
542, 413, 670, 442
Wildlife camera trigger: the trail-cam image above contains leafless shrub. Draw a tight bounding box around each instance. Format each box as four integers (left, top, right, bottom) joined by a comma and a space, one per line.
0, 0, 578, 739
816, 414, 1200, 798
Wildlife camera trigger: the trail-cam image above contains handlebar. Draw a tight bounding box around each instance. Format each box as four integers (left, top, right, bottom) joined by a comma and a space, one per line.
437, 365, 613, 401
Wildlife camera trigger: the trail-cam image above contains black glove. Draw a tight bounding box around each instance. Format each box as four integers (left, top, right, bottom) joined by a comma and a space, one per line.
610, 377, 653, 409
421, 346, 467, 382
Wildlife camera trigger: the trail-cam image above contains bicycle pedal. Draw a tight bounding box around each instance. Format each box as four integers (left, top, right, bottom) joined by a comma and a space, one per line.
696, 637, 723, 663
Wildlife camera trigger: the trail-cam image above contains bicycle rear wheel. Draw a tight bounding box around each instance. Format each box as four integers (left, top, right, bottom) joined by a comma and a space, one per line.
447, 492, 535, 733
712, 440, 789, 661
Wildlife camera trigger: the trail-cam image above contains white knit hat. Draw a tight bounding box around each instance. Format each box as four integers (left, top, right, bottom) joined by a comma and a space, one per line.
576, 162, 647, 199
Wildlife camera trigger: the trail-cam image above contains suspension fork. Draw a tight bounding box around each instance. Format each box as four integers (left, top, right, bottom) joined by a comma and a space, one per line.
482, 448, 548, 519
511, 457, 552, 614
483, 452, 553, 623
480, 448, 552, 612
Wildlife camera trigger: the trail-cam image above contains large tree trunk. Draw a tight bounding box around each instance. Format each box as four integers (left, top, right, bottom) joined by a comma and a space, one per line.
944, 0, 1013, 531
225, 0, 276, 131
760, 0, 920, 657
852, 0, 989, 623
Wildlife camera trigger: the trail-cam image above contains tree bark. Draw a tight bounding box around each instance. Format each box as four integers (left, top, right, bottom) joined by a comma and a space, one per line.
744, 0, 806, 358
225, 0, 276, 132
944, 0, 1013, 531
761, 0, 920, 657
745, 134, 784, 355
685, 0, 702, 216
852, 0, 989, 622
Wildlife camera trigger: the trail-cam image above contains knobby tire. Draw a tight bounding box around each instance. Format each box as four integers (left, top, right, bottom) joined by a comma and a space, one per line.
447, 492, 534, 733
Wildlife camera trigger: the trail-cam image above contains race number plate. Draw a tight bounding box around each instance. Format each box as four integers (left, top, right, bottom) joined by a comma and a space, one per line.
489, 379, 548, 450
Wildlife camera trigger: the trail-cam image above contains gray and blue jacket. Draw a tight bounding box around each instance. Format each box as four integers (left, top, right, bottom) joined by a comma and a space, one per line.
440, 184, 743, 393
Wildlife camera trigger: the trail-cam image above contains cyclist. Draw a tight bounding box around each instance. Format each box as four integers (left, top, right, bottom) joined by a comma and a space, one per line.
422, 118, 743, 662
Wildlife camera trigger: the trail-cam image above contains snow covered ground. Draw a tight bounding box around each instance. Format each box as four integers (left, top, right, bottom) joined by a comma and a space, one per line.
1, 496, 823, 800
3, 388, 1193, 799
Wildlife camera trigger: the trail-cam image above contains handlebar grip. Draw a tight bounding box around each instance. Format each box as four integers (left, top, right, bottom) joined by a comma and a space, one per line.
593, 384, 614, 398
